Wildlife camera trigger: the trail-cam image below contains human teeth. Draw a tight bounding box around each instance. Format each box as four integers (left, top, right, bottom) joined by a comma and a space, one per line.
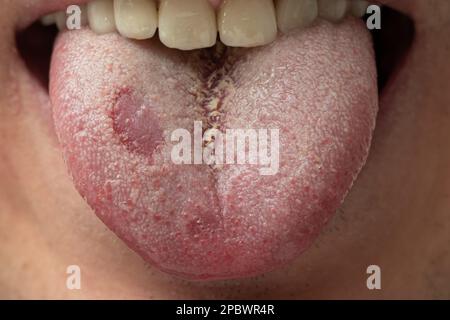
350, 0, 369, 17
276, 0, 318, 34
79, 5, 89, 27
114, 0, 158, 40
40, 13, 56, 26
88, 0, 116, 34
318, 0, 349, 22
44, 0, 359, 50
159, 0, 217, 50
55, 12, 67, 31
218, 0, 277, 47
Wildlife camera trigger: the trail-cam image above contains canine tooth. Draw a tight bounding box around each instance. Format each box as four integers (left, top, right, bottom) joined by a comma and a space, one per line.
350, 0, 369, 17
88, 0, 116, 34
55, 12, 67, 30
159, 0, 217, 50
218, 0, 277, 47
276, 0, 318, 34
114, 0, 158, 40
40, 13, 56, 26
318, 0, 349, 22
79, 4, 89, 27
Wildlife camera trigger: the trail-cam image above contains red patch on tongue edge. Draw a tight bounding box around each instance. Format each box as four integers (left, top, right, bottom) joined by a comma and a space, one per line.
111, 88, 164, 158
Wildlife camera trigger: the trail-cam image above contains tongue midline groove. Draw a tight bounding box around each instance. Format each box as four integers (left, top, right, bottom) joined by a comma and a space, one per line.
40, 0, 369, 51
188, 42, 235, 171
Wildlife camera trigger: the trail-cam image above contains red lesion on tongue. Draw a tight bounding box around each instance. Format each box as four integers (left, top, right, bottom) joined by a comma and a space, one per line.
111, 87, 164, 158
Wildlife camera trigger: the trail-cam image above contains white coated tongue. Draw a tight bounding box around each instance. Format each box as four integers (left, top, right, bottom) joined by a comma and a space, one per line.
49, 19, 378, 280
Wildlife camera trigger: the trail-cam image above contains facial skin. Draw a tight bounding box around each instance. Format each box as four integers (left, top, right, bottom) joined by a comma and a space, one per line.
0, 0, 449, 299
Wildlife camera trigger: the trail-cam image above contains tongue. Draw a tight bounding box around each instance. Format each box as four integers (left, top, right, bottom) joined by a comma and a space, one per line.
50, 18, 377, 280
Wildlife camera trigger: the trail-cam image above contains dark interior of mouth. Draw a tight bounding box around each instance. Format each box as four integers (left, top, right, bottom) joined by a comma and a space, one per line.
16, 6, 415, 95
370, 6, 415, 91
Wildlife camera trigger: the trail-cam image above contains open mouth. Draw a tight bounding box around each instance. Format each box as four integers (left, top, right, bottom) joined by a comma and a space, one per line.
16, 0, 414, 281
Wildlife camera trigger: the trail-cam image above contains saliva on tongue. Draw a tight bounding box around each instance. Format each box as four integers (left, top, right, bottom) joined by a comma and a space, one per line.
49, 19, 378, 280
